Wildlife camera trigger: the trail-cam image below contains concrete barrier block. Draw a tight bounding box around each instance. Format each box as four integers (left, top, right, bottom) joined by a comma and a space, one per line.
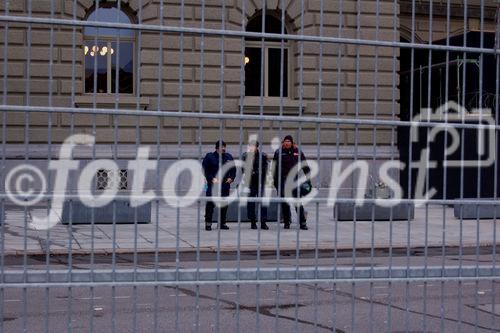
61, 200, 151, 224
335, 202, 414, 221
453, 202, 500, 219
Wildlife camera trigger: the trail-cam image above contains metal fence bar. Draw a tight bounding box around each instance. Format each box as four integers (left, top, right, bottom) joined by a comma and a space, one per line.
4, 104, 500, 130
0, 14, 498, 55
0, 1, 9, 332
2, 266, 500, 285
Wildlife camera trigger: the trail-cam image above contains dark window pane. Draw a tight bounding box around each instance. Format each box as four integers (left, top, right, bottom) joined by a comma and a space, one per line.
268, 48, 288, 97
111, 42, 134, 93
85, 7, 134, 38
245, 47, 263, 96
84, 41, 108, 93
246, 14, 287, 41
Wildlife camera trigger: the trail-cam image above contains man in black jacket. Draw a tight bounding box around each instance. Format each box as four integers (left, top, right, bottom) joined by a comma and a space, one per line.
202, 140, 236, 231
273, 135, 310, 230
241, 140, 269, 230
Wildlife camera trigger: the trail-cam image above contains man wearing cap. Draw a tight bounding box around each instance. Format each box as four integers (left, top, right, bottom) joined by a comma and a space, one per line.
273, 135, 310, 230
202, 140, 236, 231
241, 140, 269, 230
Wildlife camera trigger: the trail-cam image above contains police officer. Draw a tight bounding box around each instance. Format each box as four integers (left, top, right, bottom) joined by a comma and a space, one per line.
242, 140, 269, 230
202, 140, 236, 231
273, 135, 310, 230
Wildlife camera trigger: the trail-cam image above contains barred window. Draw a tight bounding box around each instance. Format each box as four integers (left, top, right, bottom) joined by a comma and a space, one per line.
96, 169, 128, 191
245, 13, 290, 98
83, 4, 135, 94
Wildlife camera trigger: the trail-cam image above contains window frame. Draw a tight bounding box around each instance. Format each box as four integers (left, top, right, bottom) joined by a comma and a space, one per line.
82, 4, 136, 95
245, 40, 292, 98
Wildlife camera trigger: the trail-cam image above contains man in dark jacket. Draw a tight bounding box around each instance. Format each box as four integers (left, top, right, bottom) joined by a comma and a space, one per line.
202, 140, 236, 231
273, 135, 310, 230
241, 140, 269, 230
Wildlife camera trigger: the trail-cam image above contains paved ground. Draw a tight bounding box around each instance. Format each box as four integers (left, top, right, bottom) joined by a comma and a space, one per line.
2, 255, 500, 333
2, 202, 500, 255
2, 203, 500, 332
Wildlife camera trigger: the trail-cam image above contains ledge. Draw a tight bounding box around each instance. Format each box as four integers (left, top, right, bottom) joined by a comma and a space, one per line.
75, 95, 150, 110
1, 144, 400, 160
240, 97, 304, 115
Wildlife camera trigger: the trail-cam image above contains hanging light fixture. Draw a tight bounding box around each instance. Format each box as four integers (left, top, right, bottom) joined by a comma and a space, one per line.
84, 45, 115, 56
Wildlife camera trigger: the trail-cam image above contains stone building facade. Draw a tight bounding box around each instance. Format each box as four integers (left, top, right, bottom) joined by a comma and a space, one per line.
0, 0, 498, 192
0, 0, 405, 147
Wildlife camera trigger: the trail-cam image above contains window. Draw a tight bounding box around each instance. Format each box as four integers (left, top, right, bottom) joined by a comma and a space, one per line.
245, 13, 290, 97
96, 169, 128, 190
84, 4, 134, 94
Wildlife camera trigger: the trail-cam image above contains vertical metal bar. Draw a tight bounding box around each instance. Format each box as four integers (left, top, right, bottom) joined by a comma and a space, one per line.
154, 1, 165, 332
0, 1, 8, 332
175, 0, 185, 331
439, 2, 452, 332
217, 1, 227, 332
111, 1, 123, 332
89, 1, 101, 333
457, 1, 468, 331
274, 0, 286, 329
69, 0, 79, 331
255, 0, 269, 332
133, 1, 144, 332
351, 0, 362, 330
313, 0, 325, 331
423, 1, 434, 331
490, 21, 500, 332
294, 1, 305, 331
387, 0, 399, 330
195, 0, 206, 330
403, 1, 417, 332
369, 1, 382, 332
44, 1, 56, 332
23, 1, 33, 331
474, 2, 486, 332
237, 1, 247, 331
333, 1, 344, 331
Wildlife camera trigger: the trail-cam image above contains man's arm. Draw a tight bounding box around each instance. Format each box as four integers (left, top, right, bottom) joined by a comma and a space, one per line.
261, 153, 268, 182
202, 153, 215, 182
300, 151, 311, 176
226, 153, 237, 181
272, 150, 279, 188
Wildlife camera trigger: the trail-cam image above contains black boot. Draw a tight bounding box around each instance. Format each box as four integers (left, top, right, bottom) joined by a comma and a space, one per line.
284, 221, 291, 229
205, 224, 212, 231
300, 223, 308, 230
261, 222, 269, 230
220, 223, 229, 230
250, 221, 257, 229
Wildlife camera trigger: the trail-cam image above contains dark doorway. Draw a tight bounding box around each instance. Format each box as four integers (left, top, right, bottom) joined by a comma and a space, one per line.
398, 32, 499, 200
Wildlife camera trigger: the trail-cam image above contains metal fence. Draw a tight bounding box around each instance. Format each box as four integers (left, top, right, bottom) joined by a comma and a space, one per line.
1, 0, 500, 332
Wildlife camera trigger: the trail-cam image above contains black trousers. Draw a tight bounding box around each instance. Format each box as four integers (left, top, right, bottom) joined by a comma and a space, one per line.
205, 201, 228, 227
277, 186, 306, 226
281, 202, 306, 226
247, 186, 268, 223
205, 185, 230, 227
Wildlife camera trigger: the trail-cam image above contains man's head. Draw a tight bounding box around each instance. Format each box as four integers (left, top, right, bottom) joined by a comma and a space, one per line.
215, 140, 226, 154
247, 140, 259, 153
283, 135, 293, 149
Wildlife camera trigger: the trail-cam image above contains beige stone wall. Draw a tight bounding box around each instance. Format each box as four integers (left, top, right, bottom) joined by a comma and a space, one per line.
0, 0, 401, 146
